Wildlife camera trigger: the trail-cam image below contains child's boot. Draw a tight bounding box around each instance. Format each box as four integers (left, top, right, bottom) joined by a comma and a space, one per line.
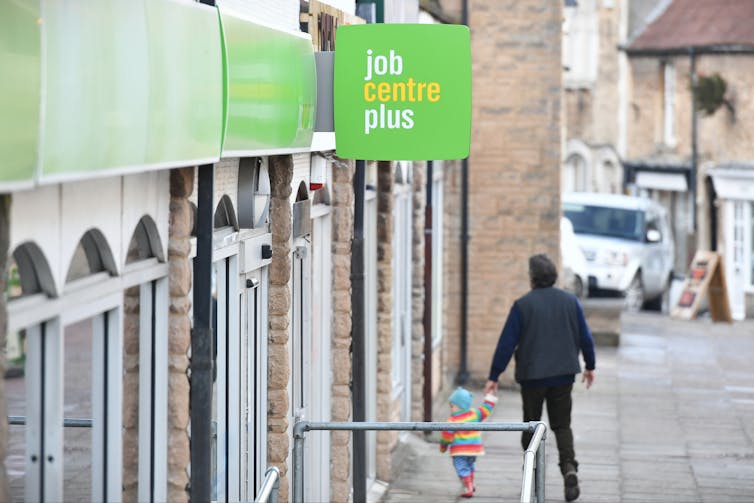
461, 475, 474, 498
470, 471, 476, 492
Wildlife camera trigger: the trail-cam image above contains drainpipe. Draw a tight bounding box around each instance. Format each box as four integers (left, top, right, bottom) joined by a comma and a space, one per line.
457, 0, 470, 386
191, 1, 217, 499
191, 164, 214, 502
690, 48, 698, 233
351, 159, 366, 503
423, 161, 433, 421
706, 176, 718, 251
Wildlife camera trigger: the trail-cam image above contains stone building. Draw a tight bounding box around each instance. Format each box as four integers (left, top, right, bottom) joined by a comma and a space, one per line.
0, 2, 568, 503
562, 0, 626, 194
438, 0, 564, 385
624, 0, 754, 319
0, 1, 352, 502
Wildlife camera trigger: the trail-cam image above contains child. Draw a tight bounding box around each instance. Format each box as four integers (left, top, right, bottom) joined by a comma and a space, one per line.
439, 387, 498, 498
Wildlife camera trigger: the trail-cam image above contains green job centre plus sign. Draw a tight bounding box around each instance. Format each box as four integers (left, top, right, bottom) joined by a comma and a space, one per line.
334, 24, 470, 161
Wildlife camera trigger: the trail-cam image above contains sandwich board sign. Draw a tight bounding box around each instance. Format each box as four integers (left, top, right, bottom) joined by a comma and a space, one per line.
671, 251, 732, 322
333, 23, 471, 161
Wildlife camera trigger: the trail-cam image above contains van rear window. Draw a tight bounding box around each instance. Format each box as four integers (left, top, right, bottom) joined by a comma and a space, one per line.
564, 203, 644, 241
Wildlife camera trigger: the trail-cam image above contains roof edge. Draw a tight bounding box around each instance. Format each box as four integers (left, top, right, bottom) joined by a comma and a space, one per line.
621, 44, 754, 56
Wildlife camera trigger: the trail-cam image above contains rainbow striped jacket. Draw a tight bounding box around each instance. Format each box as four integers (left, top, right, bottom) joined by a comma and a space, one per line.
439, 394, 498, 456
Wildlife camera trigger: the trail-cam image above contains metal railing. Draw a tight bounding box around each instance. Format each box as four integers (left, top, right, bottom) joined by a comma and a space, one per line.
292, 420, 547, 503
8, 415, 93, 428
254, 466, 281, 503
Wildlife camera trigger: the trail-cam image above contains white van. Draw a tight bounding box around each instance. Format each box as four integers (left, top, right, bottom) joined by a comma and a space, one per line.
561, 216, 588, 298
562, 192, 675, 311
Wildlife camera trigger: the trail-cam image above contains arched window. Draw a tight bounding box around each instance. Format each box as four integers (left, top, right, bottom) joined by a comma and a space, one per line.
123, 215, 169, 501
126, 216, 164, 263
238, 157, 270, 229
9, 242, 56, 298
214, 195, 239, 231
600, 161, 622, 194
563, 153, 588, 193
65, 229, 117, 283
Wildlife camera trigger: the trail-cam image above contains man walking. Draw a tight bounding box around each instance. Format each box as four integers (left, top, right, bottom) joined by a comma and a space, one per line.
484, 254, 595, 502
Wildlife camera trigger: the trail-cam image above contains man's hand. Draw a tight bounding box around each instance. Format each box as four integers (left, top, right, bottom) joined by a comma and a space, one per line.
582, 370, 595, 389
484, 380, 498, 395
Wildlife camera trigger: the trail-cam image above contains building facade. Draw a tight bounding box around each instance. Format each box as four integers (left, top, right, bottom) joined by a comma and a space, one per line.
625, 0, 754, 319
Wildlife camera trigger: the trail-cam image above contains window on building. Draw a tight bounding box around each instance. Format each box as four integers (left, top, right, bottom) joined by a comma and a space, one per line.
563, 0, 599, 87
563, 154, 588, 192
662, 61, 676, 147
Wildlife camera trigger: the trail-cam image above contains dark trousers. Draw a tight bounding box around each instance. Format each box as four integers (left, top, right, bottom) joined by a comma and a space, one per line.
520, 384, 577, 474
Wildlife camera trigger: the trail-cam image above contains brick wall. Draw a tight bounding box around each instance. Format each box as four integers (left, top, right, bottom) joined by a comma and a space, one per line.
167, 168, 195, 501
460, 0, 563, 380
267, 155, 294, 502
329, 157, 354, 503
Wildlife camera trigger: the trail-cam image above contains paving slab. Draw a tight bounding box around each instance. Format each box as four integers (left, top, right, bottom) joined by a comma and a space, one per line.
382, 312, 754, 502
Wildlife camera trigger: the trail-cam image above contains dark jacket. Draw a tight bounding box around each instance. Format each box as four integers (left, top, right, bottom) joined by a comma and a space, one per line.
488, 287, 595, 384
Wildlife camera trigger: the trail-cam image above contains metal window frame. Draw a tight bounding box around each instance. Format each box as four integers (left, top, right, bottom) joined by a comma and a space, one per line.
138, 277, 169, 502
306, 206, 332, 503
290, 237, 312, 499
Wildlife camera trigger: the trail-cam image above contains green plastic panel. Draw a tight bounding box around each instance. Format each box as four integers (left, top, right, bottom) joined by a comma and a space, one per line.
220, 11, 316, 154
0, 1, 41, 187
41, 0, 223, 181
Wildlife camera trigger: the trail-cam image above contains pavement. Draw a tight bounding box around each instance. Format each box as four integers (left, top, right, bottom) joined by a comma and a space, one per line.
382, 312, 754, 503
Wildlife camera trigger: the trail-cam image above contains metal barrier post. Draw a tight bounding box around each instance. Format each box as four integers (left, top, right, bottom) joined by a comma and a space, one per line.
292, 421, 308, 503
292, 420, 546, 503
535, 427, 546, 503
520, 421, 546, 503
254, 466, 281, 503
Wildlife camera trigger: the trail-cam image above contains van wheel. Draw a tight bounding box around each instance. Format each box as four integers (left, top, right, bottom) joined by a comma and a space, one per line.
624, 274, 644, 312
573, 276, 585, 298
645, 275, 672, 313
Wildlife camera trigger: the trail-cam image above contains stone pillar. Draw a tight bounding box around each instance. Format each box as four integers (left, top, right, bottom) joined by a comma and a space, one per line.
330, 157, 354, 502
168, 168, 194, 502
267, 155, 293, 502
375, 161, 395, 481
122, 284, 140, 502
411, 162, 426, 422
0, 195, 11, 501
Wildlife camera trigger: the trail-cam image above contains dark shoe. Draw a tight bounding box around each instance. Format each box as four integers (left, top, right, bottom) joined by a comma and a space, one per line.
563, 466, 580, 502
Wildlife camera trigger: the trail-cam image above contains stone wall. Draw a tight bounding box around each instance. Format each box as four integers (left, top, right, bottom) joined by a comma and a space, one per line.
122, 284, 140, 501
375, 161, 396, 481
411, 163, 426, 422
329, 157, 354, 502
267, 155, 294, 502
628, 53, 754, 163
168, 167, 195, 501
564, 2, 623, 146
0, 195, 10, 501
462, 0, 563, 380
